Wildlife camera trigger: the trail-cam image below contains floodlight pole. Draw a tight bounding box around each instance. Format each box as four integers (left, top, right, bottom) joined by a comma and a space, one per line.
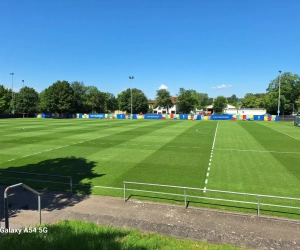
22, 80, 25, 118
10, 73, 14, 114
129, 76, 134, 119
277, 70, 282, 119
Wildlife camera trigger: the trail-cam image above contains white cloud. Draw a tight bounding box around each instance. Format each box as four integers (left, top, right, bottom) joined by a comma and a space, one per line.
212, 84, 233, 89
158, 84, 168, 90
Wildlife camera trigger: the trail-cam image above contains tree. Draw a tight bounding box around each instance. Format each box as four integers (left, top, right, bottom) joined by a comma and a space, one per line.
192, 92, 211, 110
105, 92, 118, 113
227, 94, 238, 107
117, 88, 148, 114
213, 96, 227, 114
241, 93, 257, 108
154, 89, 173, 113
177, 88, 197, 113
266, 72, 300, 115
71, 81, 86, 113
15, 87, 39, 116
84, 86, 103, 113
0, 85, 12, 113
38, 80, 76, 113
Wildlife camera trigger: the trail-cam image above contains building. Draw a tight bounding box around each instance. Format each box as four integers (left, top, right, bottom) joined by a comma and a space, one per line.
204, 104, 266, 115
148, 97, 178, 114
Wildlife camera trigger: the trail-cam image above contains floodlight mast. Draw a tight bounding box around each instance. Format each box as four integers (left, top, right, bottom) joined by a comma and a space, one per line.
277, 70, 282, 119
10, 73, 14, 114
129, 76, 134, 119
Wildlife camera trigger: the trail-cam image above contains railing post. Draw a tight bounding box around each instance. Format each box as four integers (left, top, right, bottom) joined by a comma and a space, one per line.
124, 182, 126, 202
4, 193, 9, 229
257, 195, 260, 217
38, 195, 41, 225
70, 176, 73, 193
184, 188, 187, 208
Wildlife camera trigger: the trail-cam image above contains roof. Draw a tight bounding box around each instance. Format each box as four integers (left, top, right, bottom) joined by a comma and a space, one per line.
205, 104, 237, 109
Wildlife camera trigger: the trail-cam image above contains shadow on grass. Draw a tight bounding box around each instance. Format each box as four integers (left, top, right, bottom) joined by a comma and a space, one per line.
0, 157, 104, 221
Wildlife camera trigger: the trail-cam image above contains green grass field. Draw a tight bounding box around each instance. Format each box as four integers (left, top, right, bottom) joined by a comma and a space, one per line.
0, 118, 299, 218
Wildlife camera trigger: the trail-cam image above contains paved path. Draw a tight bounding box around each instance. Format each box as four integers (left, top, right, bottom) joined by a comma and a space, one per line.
0, 186, 300, 249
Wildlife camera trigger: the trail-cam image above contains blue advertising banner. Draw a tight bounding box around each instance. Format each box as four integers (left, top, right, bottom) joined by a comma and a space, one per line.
179, 114, 189, 120
195, 114, 202, 120
89, 114, 106, 119
116, 114, 126, 119
144, 114, 162, 119
210, 114, 233, 120
42, 113, 52, 118
253, 115, 264, 121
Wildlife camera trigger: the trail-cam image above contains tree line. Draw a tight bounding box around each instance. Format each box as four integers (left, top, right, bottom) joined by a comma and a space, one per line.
0, 72, 299, 115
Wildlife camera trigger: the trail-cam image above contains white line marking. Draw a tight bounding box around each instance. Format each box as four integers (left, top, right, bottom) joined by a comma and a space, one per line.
203, 122, 218, 192
257, 122, 300, 141
195, 129, 214, 136
2, 121, 153, 163
214, 148, 300, 155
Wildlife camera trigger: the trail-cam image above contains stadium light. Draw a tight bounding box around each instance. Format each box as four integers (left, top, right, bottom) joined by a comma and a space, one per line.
22, 80, 24, 88
10, 73, 14, 114
129, 76, 134, 119
277, 70, 282, 118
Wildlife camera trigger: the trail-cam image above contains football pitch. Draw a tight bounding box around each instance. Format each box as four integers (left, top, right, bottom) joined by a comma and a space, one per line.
0, 119, 299, 217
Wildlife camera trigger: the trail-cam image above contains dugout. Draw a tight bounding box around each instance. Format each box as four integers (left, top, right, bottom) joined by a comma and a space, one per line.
294, 116, 300, 126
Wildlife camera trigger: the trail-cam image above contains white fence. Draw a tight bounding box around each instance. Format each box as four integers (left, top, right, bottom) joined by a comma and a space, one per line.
1, 171, 299, 218
124, 181, 300, 217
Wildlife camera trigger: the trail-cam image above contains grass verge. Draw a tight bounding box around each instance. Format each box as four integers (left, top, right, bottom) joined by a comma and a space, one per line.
0, 220, 244, 250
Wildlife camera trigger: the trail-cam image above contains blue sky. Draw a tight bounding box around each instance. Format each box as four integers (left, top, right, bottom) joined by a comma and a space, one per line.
1, 0, 299, 99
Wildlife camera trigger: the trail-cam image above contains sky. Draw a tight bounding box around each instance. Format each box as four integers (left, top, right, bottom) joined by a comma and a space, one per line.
1, 0, 299, 100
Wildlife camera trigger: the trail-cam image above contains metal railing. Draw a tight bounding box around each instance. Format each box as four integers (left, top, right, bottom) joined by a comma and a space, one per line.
0, 170, 72, 193
124, 181, 300, 217
4, 183, 41, 229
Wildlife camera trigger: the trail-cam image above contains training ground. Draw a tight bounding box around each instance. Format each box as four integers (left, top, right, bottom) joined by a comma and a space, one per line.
0, 119, 299, 219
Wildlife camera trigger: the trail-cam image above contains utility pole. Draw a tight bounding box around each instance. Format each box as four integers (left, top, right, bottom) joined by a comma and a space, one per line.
277, 70, 282, 119
10, 73, 14, 114
129, 76, 134, 119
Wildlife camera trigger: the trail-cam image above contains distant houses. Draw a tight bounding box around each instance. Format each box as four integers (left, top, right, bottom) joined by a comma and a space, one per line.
148, 99, 267, 115
203, 104, 266, 115
148, 97, 178, 114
